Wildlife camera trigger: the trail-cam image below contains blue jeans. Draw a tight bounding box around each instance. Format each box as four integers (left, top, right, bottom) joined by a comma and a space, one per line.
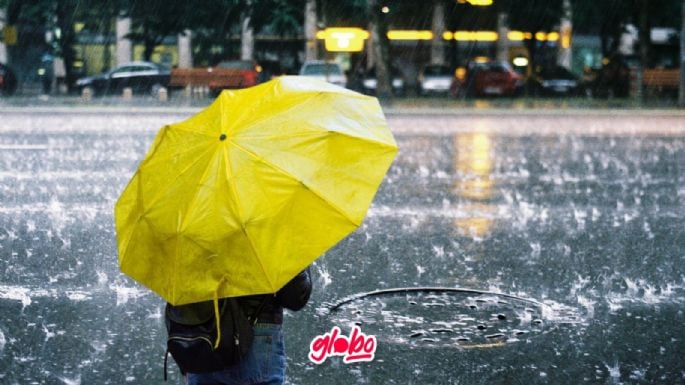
185, 323, 286, 385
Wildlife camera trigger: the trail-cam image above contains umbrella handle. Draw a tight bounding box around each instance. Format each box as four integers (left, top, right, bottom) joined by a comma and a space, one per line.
212, 277, 228, 349
213, 295, 222, 349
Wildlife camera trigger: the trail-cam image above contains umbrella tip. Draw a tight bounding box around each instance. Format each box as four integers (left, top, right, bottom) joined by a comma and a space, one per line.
219, 134, 227, 141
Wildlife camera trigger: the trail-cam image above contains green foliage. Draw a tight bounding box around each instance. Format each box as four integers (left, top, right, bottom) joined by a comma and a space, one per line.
3, 0, 682, 71
120, 0, 198, 60
502, 0, 563, 32
319, 0, 368, 27
252, 0, 305, 35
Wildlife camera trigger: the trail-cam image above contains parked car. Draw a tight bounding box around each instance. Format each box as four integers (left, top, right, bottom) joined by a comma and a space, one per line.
212, 60, 261, 91
0, 63, 18, 96
583, 54, 635, 98
418, 64, 454, 96
75, 61, 170, 95
257, 60, 286, 83
528, 66, 582, 96
361, 65, 406, 96
454, 61, 524, 97
299, 61, 347, 88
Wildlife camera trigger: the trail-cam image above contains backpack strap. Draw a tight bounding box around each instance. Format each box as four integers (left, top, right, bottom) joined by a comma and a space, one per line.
163, 348, 169, 381
248, 296, 270, 326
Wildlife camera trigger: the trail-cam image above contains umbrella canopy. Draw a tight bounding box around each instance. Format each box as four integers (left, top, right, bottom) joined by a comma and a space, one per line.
115, 76, 398, 306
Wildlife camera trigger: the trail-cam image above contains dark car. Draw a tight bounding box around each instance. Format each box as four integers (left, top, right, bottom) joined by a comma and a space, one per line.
361, 65, 406, 96
75, 61, 170, 95
257, 60, 286, 83
0, 63, 18, 96
528, 66, 582, 96
583, 54, 636, 98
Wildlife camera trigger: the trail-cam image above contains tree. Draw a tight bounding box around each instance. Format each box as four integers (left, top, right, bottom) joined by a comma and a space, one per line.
122, 0, 195, 61
76, 0, 121, 72
501, 0, 563, 69
54, 0, 78, 90
573, 0, 682, 59
3, 0, 53, 87
368, 0, 391, 101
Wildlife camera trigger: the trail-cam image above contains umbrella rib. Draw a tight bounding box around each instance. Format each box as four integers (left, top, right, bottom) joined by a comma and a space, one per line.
228, 141, 362, 228
221, 145, 276, 292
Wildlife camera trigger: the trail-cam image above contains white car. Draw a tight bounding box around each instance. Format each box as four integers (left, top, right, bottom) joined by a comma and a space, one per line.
299, 61, 347, 88
418, 64, 453, 95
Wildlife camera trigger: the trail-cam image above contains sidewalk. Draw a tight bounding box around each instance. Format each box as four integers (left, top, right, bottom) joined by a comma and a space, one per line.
1, 93, 684, 116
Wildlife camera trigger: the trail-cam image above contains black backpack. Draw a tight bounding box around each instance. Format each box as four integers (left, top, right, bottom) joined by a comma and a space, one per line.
163, 297, 266, 380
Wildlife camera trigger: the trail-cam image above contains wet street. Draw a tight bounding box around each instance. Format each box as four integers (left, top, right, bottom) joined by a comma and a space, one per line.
0, 107, 684, 384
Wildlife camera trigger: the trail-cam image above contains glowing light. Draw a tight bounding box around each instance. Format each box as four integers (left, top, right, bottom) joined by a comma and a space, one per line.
387, 30, 433, 40
453, 31, 498, 41
508, 31, 526, 41
381, 6, 390, 13
442, 31, 454, 40
512, 57, 529, 67
457, 0, 493, 5
317, 28, 369, 52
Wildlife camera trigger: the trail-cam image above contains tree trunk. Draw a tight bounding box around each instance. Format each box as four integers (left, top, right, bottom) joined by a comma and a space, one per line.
56, 0, 77, 91
678, 0, 685, 107
557, 0, 572, 69
240, 1, 254, 61
304, 0, 317, 61
0, 9, 8, 64
369, 0, 391, 102
637, 0, 650, 101
496, 12, 509, 63
116, 17, 132, 66
430, 1, 445, 65
144, 22, 155, 61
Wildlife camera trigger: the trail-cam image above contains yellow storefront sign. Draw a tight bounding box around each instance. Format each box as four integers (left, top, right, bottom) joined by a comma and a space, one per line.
3, 25, 18, 45
318, 28, 369, 52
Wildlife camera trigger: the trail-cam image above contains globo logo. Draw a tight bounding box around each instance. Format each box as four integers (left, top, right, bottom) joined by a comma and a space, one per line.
308, 326, 377, 364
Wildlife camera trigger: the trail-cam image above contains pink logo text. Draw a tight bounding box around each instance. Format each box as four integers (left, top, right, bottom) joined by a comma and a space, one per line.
308, 326, 377, 364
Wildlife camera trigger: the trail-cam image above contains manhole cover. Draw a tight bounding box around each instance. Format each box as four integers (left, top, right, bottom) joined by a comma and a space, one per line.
321, 287, 580, 349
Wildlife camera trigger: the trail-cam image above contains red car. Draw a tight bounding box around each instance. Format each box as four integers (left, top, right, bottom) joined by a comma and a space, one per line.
0, 63, 18, 96
453, 61, 524, 97
208, 60, 261, 94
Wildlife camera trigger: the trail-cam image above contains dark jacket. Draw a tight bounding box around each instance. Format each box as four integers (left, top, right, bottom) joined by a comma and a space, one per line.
239, 268, 312, 324
167, 269, 312, 326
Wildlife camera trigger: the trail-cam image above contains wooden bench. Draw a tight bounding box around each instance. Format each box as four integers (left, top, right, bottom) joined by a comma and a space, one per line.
169, 68, 252, 96
642, 68, 680, 89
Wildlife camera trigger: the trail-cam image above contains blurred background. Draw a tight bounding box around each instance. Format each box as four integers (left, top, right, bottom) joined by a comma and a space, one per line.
0, 0, 683, 105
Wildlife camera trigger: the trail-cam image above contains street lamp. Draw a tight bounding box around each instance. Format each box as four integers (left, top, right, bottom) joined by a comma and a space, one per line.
457, 0, 493, 6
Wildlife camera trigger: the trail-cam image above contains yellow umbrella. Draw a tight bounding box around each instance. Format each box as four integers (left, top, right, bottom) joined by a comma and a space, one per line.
115, 76, 398, 306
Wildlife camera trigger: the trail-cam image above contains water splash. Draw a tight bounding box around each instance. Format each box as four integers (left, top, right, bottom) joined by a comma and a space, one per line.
0, 328, 6, 354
